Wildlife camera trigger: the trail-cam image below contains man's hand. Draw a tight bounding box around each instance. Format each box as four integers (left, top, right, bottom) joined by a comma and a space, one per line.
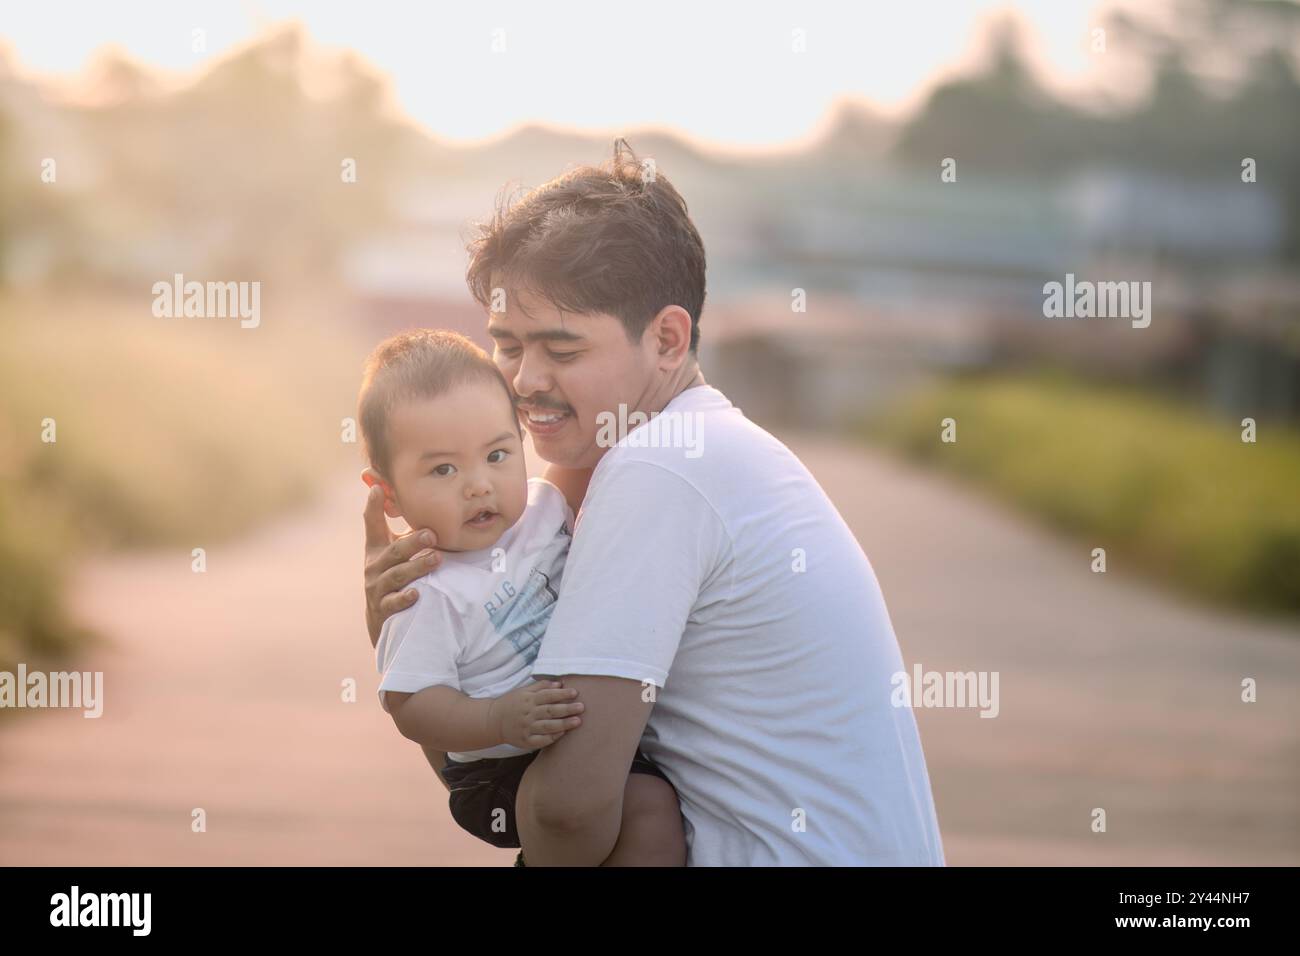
488, 680, 584, 750
363, 482, 442, 646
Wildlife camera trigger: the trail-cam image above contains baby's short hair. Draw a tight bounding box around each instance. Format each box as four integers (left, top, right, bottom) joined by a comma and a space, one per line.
358, 329, 516, 481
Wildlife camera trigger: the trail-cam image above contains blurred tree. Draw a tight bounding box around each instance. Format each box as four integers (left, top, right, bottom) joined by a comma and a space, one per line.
893, 0, 1300, 261
0, 108, 8, 284
895, 15, 1089, 177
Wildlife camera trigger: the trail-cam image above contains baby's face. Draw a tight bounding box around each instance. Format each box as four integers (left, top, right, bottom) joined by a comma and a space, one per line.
383, 379, 528, 552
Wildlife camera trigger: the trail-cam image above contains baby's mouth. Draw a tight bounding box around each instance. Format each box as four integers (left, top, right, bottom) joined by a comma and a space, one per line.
465, 508, 498, 528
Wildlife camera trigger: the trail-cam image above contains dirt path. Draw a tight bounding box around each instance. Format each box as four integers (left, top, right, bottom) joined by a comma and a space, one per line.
783, 433, 1300, 865
0, 468, 515, 866
1, 435, 1296, 865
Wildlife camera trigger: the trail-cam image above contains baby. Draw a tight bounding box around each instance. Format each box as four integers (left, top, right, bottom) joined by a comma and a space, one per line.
358, 329, 684, 866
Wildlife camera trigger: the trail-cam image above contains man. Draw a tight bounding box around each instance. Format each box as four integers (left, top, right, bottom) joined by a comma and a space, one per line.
363, 139, 945, 866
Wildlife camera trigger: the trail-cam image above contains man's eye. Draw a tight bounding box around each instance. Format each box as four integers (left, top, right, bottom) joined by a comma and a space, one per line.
547, 350, 578, 363
432, 464, 456, 477
487, 449, 508, 464
497, 346, 521, 359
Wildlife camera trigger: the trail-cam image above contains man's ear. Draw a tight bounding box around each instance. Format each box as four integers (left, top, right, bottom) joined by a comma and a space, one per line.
648, 305, 693, 371
361, 467, 403, 519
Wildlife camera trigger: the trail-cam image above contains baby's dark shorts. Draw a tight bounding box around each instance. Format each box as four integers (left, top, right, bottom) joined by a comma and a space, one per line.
441, 748, 669, 852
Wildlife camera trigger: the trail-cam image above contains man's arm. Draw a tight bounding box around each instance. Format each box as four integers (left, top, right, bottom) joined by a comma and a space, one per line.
515, 675, 655, 866
515, 461, 724, 865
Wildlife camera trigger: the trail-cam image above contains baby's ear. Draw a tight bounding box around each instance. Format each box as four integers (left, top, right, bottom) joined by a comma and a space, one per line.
362, 467, 403, 520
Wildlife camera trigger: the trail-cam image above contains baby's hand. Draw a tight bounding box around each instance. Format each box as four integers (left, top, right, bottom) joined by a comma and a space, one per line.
490, 680, 584, 750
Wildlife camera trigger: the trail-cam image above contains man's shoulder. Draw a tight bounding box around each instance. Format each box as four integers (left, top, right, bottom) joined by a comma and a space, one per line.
597, 391, 789, 485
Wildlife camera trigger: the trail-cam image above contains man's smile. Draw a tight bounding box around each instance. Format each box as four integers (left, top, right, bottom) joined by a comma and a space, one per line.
517, 403, 573, 437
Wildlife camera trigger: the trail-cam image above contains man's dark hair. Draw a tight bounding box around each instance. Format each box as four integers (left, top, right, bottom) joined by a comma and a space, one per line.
465, 139, 707, 353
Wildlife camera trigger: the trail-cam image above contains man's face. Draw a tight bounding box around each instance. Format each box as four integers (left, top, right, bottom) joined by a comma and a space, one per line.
382, 379, 528, 552
488, 288, 658, 469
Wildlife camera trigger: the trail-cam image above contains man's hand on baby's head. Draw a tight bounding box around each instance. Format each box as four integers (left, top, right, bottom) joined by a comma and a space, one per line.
363, 482, 443, 647
490, 680, 584, 751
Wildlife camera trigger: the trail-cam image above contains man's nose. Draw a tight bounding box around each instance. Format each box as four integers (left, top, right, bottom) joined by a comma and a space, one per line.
512, 349, 550, 399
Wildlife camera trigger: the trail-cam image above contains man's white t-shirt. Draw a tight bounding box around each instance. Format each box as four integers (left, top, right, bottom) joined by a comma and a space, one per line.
375, 478, 573, 762
531, 385, 945, 866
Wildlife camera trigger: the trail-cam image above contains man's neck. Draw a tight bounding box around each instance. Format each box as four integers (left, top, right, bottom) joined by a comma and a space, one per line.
643, 361, 707, 416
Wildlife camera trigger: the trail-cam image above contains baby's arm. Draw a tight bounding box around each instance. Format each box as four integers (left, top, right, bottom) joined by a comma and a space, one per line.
385, 681, 585, 753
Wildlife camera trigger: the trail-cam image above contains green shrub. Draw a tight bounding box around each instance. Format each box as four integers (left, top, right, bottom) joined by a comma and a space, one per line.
866, 373, 1300, 614
0, 291, 364, 666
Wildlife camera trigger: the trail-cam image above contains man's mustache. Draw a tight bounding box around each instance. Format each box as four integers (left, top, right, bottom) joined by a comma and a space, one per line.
514, 397, 572, 413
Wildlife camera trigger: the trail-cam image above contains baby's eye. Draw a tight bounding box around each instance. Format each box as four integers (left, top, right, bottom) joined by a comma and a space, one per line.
432, 463, 456, 477
487, 449, 509, 464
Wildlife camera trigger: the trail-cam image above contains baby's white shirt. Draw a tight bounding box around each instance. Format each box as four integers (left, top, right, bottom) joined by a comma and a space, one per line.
375, 478, 573, 761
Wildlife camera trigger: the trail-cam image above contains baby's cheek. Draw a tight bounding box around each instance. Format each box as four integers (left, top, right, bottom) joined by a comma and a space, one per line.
434, 511, 464, 547
414, 502, 456, 545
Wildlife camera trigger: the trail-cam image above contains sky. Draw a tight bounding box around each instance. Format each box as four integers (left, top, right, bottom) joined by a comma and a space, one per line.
2, 0, 1135, 149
